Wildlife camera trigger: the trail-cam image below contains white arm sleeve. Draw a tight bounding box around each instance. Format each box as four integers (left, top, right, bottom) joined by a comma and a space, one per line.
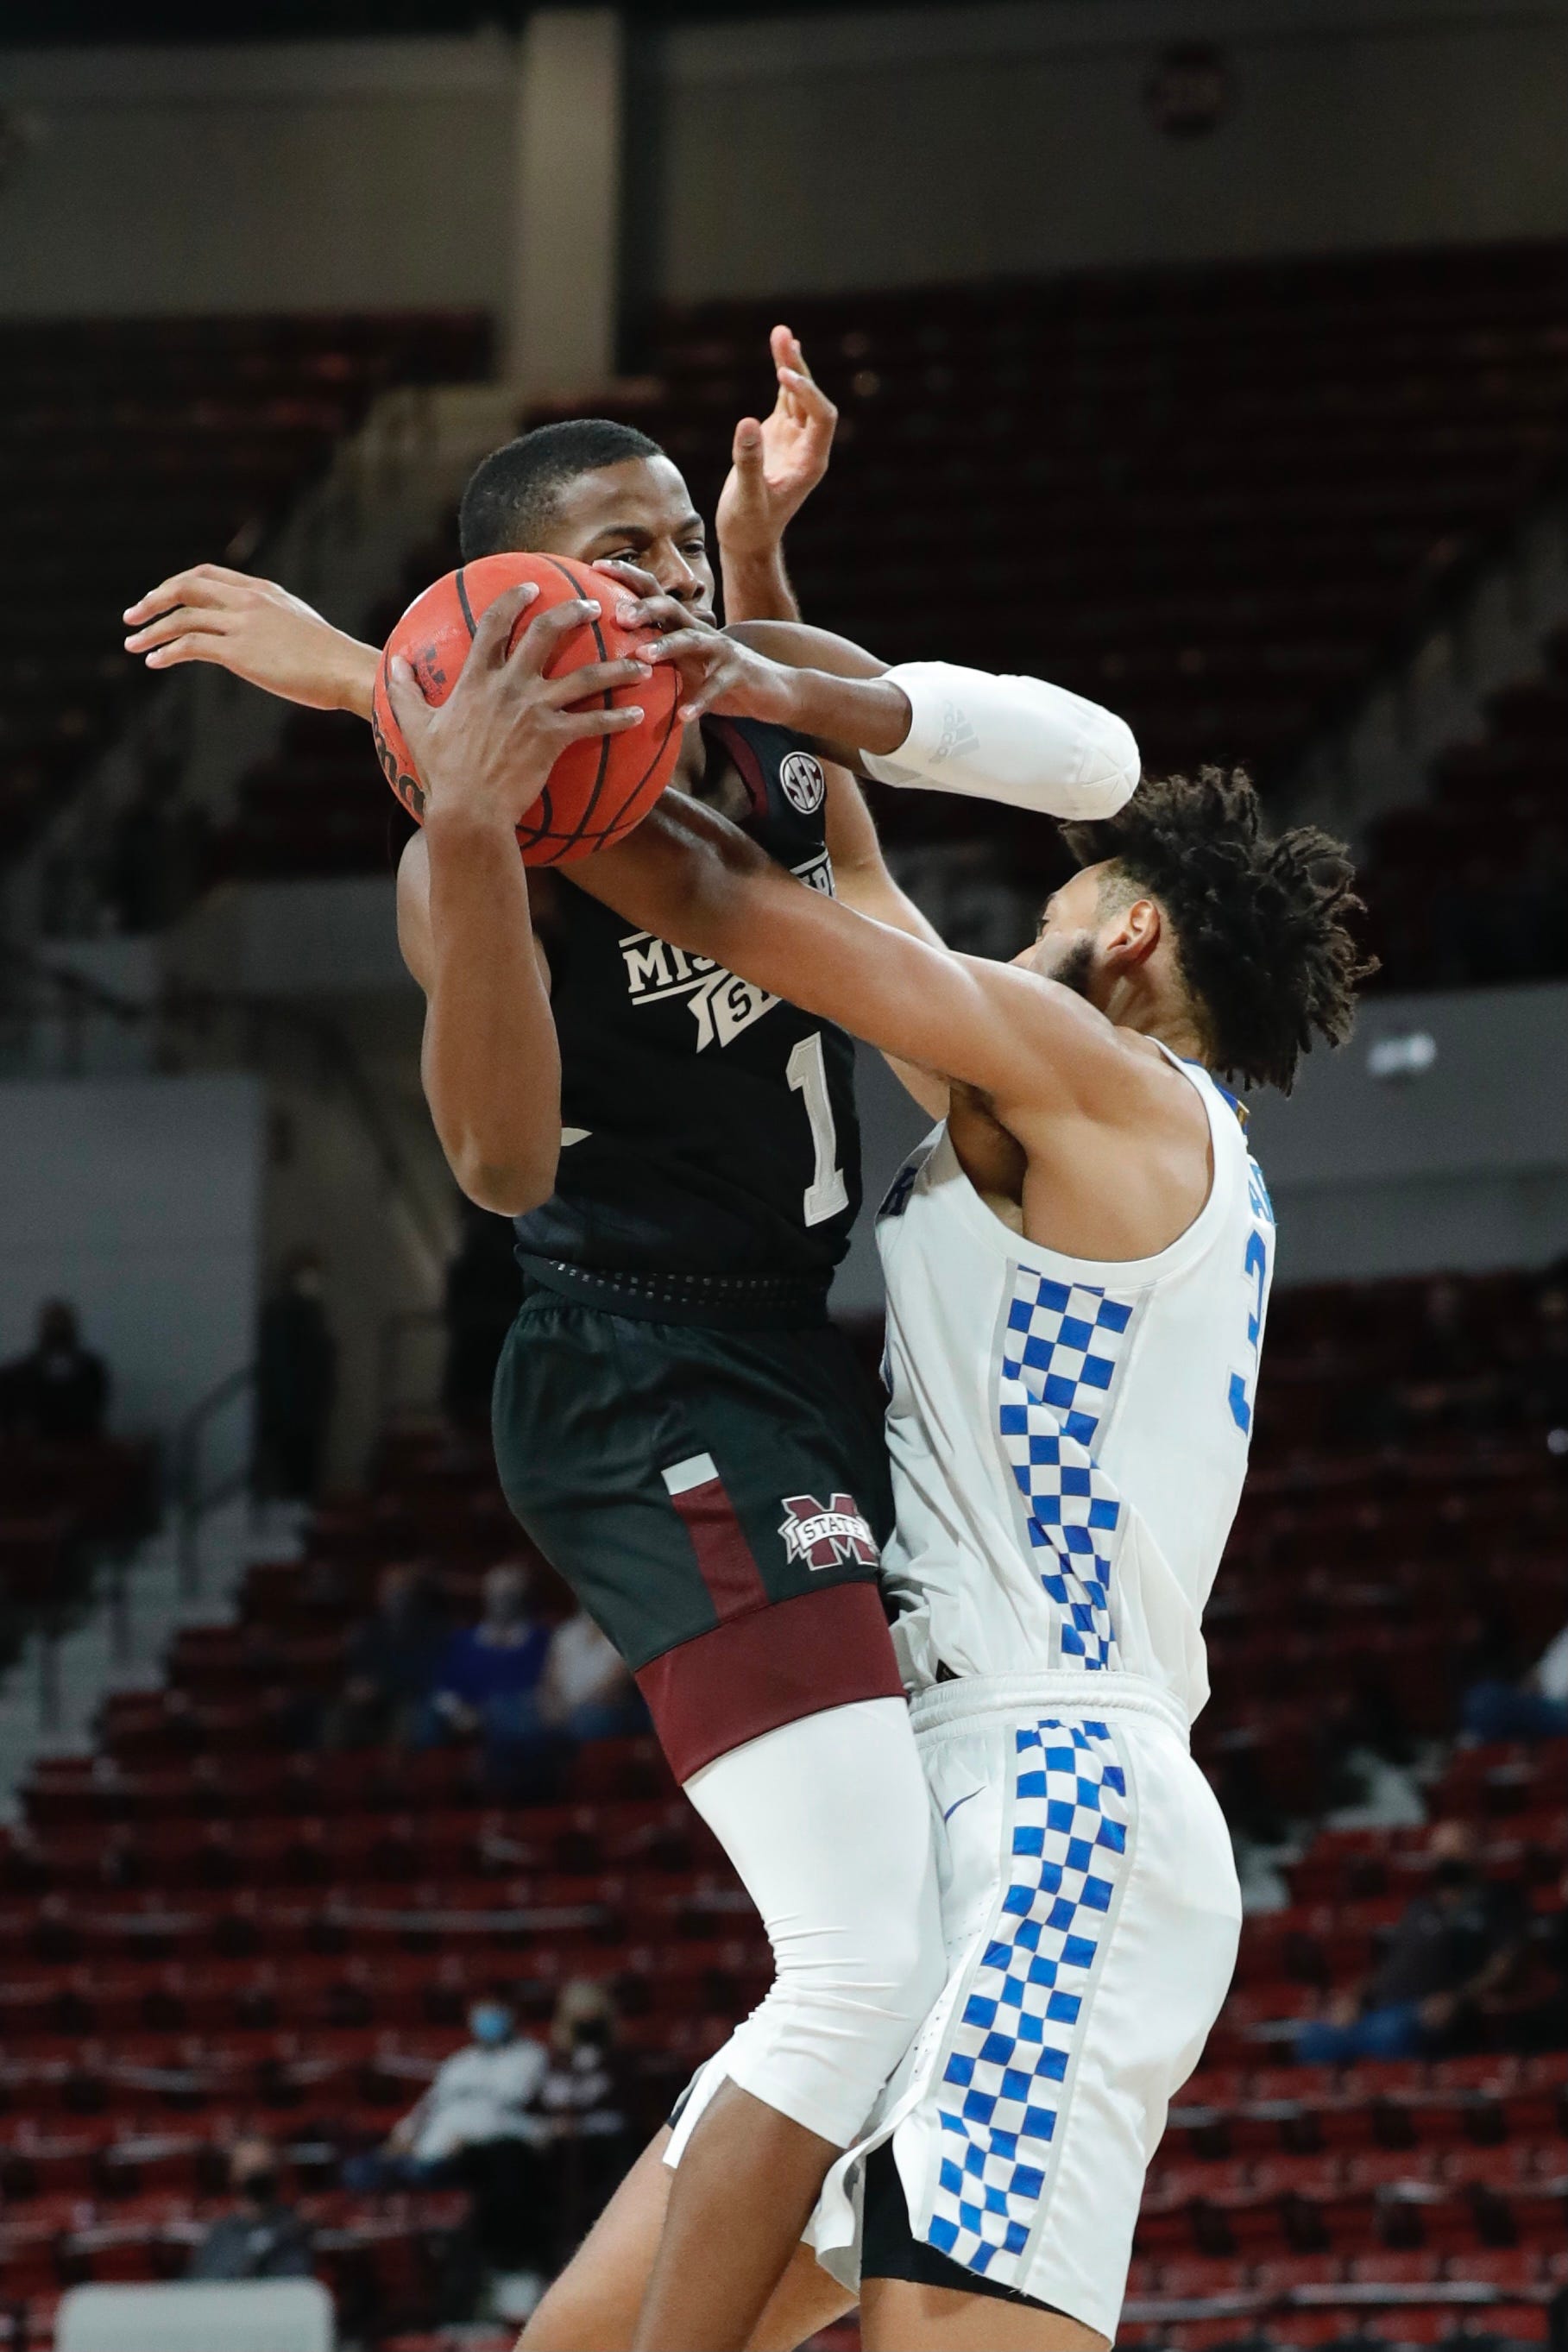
859, 659, 1139, 822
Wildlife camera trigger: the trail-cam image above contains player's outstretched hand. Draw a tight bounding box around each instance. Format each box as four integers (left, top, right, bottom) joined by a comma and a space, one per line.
123, 563, 373, 714
628, 615, 799, 728
594, 558, 798, 724
716, 325, 838, 562
591, 558, 720, 640
386, 586, 648, 832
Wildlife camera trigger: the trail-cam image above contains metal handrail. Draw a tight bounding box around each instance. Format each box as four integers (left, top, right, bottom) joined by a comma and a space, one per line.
4, 375, 449, 942
173, 1361, 256, 1598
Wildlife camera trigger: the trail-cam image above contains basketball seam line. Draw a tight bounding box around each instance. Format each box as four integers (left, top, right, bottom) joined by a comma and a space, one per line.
537, 555, 614, 849
454, 566, 477, 639
603, 690, 681, 836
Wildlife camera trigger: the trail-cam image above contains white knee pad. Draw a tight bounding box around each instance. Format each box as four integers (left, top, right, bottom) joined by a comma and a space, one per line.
676, 1696, 944, 2149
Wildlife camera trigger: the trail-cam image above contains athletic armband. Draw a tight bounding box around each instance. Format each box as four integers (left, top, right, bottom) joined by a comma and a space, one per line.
860, 659, 1139, 822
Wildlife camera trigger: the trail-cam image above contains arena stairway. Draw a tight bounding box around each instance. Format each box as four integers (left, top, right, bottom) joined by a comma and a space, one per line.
0, 1498, 296, 1824
0, 1268, 1562, 2345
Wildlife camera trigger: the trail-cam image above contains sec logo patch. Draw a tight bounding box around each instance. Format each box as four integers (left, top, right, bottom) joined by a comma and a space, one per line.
779, 751, 826, 814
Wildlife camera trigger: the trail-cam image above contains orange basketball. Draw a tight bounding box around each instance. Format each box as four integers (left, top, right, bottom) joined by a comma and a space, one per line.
370, 552, 683, 865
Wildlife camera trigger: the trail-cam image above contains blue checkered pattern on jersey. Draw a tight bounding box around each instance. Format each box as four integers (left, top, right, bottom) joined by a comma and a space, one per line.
998, 1270, 1135, 1669
927, 1718, 1129, 2283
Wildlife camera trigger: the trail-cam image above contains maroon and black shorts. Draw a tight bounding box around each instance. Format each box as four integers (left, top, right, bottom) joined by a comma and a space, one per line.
492, 1273, 901, 1781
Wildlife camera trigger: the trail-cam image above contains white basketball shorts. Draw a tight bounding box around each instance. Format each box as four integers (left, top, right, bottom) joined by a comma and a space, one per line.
804, 1669, 1243, 2340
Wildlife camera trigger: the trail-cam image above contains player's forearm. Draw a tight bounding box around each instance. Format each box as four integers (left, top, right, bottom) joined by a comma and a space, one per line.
589, 797, 982, 1081
720, 542, 801, 625
332, 640, 379, 721
421, 810, 561, 1215
586, 796, 1082, 1108
779, 659, 1140, 822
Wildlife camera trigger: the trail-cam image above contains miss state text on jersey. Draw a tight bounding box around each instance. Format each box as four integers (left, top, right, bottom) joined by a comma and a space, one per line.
616, 848, 834, 1054
513, 723, 861, 1290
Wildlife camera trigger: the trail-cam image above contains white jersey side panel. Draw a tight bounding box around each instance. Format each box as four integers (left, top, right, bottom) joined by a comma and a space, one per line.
875, 1056, 1275, 1723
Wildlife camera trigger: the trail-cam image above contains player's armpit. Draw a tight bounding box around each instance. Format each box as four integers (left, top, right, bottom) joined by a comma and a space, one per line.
578, 793, 1124, 1116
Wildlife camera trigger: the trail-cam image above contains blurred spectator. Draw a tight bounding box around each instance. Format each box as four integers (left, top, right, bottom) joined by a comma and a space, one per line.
188, 2134, 312, 2281
539, 1979, 634, 2258
345, 1998, 550, 2280
255, 1248, 337, 1504
1297, 1821, 1527, 2064
0, 1300, 109, 1441
431, 1561, 556, 1791
441, 1198, 521, 1430
326, 1561, 447, 1748
1462, 1621, 1568, 1744
541, 1610, 645, 1742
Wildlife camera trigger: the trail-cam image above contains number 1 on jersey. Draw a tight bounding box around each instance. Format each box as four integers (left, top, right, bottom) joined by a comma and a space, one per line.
787, 1031, 848, 1227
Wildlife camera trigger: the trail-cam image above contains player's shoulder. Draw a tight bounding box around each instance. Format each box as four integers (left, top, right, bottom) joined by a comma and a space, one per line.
986, 960, 1162, 1104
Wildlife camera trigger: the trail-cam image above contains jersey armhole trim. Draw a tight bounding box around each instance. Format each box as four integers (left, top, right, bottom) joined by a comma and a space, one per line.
703, 717, 770, 822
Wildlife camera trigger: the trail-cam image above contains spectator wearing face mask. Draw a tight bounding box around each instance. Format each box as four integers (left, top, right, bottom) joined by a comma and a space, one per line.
1297, 1820, 1528, 2064
538, 1979, 634, 2259
0, 1300, 109, 1442
188, 2135, 312, 2281
344, 1998, 550, 2286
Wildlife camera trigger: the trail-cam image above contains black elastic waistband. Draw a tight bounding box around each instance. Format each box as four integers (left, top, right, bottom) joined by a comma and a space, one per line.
518, 1254, 832, 1330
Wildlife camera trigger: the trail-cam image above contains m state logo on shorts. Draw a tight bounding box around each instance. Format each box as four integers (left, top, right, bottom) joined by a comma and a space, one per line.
778, 751, 826, 814
778, 1491, 879, 1571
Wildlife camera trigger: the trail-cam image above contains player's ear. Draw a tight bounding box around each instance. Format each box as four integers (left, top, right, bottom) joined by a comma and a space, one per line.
1103, 893, 1162, 972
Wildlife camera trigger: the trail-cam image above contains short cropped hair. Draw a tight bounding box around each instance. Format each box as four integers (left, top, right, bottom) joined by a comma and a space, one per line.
1063, 766, 1375, 1094
458, 419, 664, 559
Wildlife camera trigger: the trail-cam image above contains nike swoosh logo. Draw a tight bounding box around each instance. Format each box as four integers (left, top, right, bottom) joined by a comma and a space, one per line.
941, 1788, 983, 1825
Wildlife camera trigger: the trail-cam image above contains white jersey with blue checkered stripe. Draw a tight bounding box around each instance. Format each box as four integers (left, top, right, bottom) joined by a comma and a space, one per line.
875, 1050, 1274, 1722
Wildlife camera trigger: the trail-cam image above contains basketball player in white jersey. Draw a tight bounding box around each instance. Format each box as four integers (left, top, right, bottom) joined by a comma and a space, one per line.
594, 748, 1369, 2352
585, 740, 1369, 2352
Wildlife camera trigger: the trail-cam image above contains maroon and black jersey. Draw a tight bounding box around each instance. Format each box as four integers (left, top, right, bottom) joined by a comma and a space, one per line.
513, 716, 860, 1306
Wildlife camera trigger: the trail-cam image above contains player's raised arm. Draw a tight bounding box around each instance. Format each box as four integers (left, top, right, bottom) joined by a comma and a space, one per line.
716, 325, 838, 624
124, 564, 379, 717
390, 586, 648, 1216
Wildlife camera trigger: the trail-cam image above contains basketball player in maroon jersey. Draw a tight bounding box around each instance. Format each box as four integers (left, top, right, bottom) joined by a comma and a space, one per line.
123, 333, 1138, 2351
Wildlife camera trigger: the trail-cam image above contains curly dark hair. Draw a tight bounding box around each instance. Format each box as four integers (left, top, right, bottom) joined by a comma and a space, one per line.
1061, 766, 1376, 1095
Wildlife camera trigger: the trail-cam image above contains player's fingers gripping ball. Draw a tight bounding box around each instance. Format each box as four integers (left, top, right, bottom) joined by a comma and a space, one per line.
371, 552, 683, 864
